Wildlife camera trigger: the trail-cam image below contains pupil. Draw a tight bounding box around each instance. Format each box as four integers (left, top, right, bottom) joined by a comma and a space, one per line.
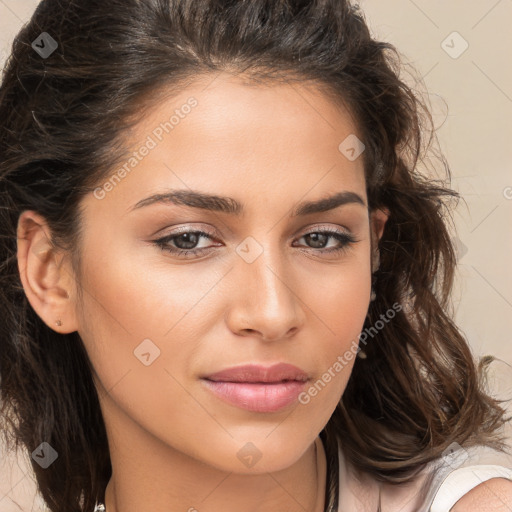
307, 233, 327, 248
176, 233, 198, 249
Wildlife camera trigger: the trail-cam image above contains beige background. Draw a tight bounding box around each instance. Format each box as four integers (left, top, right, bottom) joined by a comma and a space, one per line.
0, 0, 511, 510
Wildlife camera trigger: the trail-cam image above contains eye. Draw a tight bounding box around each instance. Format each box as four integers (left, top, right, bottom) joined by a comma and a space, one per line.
152, 226, 359, 259
293, 228, 358, 255
153, 229, 220, 258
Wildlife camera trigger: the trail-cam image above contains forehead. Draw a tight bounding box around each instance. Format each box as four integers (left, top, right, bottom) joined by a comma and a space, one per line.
89, 72, 367, 215
134, 71, 361, 147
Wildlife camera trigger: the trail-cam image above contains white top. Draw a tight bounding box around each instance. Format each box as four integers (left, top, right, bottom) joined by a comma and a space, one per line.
336, 439, 512, 511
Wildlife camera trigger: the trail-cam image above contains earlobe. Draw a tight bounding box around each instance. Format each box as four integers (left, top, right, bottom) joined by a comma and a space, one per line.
16, 210, 78, 333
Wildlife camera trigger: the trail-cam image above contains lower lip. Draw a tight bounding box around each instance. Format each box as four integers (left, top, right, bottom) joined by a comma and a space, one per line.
201, 379, 307, 413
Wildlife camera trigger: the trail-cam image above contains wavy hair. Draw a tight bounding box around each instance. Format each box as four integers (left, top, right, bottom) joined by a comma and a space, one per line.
0, 1, 510, 511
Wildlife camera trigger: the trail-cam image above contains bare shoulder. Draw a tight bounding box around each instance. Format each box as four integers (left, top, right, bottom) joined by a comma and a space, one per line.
450, 477, 512, 511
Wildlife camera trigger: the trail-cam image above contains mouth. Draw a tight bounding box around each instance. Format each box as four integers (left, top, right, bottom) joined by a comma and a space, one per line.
200, 363, 310, 413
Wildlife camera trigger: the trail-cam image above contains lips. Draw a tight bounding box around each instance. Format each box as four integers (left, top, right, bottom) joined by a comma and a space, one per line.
203, 363, 310, 383
201, 363, 310, 412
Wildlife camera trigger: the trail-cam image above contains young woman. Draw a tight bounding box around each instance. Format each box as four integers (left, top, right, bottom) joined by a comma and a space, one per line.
1, 1, 511, 511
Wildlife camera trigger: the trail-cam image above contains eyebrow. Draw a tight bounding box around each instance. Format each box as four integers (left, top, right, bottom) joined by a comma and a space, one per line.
129, 189, 366, 217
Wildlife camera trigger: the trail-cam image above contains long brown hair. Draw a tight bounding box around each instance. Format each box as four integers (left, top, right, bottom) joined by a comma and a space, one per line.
0, 1, 509, 511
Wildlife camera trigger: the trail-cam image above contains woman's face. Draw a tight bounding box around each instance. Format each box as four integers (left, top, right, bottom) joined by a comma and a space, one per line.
67, 73, 386, 474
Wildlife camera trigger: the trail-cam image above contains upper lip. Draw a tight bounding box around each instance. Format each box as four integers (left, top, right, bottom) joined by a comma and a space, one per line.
203, 363, 310, 383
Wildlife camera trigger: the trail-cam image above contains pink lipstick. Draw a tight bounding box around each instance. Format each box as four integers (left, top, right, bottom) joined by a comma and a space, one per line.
201, 363, 309, 413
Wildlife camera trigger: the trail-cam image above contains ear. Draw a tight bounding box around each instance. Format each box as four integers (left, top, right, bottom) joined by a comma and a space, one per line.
369, 207, 389, 273
16, 210, 79, 333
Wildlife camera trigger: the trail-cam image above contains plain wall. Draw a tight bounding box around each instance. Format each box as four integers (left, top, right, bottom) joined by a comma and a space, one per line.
0, 1, 511, 510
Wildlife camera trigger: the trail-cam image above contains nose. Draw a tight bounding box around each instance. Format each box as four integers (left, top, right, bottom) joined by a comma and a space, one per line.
224, 248, 305, 342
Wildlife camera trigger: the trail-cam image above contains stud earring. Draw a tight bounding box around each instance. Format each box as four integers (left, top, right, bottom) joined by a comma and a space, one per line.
357, 349, 368, 359
55, 291, 69, 327
370, 288, 376, 301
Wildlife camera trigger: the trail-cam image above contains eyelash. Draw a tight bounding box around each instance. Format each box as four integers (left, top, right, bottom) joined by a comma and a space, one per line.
152, 226, 359, 259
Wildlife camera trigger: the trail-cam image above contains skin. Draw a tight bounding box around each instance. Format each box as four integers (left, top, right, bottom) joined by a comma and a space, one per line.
17, 72, 390, 512
451, 478, 512, 511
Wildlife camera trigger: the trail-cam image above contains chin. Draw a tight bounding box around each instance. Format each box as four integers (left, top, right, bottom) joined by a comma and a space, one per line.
196, 433, 314, 475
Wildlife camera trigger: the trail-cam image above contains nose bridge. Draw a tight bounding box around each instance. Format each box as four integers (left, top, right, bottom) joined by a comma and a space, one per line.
248, 246, 288, 305
228, 234, 304, 339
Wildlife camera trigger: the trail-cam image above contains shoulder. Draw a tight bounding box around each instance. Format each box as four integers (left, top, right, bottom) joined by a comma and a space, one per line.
450, 477, 512, 511
425, 444, 512, 512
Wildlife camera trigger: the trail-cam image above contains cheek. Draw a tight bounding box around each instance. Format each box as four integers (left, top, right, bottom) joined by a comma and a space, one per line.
74, 240, 168, 392
76, 249, 204, 443
311, 257, 371, 344
327, 271, 370, 326
306, 255, 372, 376
75, 235, 232, 421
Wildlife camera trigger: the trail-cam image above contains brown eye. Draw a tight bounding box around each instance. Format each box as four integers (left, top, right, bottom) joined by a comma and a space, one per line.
294, 229, 358, 255
153, 230, 219, 258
